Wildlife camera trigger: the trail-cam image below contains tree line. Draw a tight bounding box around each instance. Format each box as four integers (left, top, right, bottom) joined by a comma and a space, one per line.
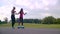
15, 16, 60, 24
0, 16, 60, 24
16, 18, 41, 24
0, 17, 8, 24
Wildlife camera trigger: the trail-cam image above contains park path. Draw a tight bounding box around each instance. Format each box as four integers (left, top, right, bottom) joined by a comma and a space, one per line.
0, 27, 60, 34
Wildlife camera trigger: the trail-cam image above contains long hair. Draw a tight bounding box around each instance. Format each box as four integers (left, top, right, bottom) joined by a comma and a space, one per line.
20, 8, 23, 13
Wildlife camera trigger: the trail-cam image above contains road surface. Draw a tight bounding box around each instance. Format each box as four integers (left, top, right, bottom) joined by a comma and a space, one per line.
0, 27, 60, 34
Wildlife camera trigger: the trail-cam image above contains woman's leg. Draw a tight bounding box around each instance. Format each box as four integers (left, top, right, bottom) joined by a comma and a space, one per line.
11, 15, 15, 28
18, 18, 20, 26
21, 18, 23, 26
12, 21, 15, 28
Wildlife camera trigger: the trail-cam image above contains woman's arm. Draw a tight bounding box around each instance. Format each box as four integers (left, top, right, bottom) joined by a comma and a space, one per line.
24, 12, 27, 15
14, 11, 19, 15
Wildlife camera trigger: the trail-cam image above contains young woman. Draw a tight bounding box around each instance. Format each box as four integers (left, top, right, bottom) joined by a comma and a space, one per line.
18, 8, 27, 27
11, 7, 16, 28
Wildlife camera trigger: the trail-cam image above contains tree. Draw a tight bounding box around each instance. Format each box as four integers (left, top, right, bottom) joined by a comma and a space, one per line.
42, 16, 56, 24
56, 18, 60, 24
4, 17, 8, 23
0, 20, 1, 24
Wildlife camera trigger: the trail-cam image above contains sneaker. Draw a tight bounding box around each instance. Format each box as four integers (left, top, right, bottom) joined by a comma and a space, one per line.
17, 26, 21, 29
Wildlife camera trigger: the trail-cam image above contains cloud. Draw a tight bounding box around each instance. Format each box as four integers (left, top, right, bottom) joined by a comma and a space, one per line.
0, 5, 29, 20
0, 5, 13, 21
0, 0, 60, 21
15, 0, 58, 10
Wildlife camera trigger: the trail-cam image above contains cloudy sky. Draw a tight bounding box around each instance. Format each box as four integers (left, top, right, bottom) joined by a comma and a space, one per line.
0, 0, 60, 21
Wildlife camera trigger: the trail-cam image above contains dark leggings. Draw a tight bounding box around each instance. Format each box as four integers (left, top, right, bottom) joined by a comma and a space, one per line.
18, 18, 23, 26
12, 21, 15, 27
11, 15, 15, 27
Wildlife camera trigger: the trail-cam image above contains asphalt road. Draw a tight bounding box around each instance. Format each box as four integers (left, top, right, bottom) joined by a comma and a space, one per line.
0, 27, 60, 34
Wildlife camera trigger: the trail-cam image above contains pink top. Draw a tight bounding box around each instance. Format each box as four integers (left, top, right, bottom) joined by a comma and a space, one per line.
19, 8, 24, 18
19, 11, 24, 18
20, 12, 24, 18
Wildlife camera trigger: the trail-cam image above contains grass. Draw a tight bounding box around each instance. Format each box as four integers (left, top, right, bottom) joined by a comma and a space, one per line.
0, 23, 60, 28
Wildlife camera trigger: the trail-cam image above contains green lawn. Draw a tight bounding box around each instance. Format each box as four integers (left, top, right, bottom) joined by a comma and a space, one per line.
0, 23, 60, 28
